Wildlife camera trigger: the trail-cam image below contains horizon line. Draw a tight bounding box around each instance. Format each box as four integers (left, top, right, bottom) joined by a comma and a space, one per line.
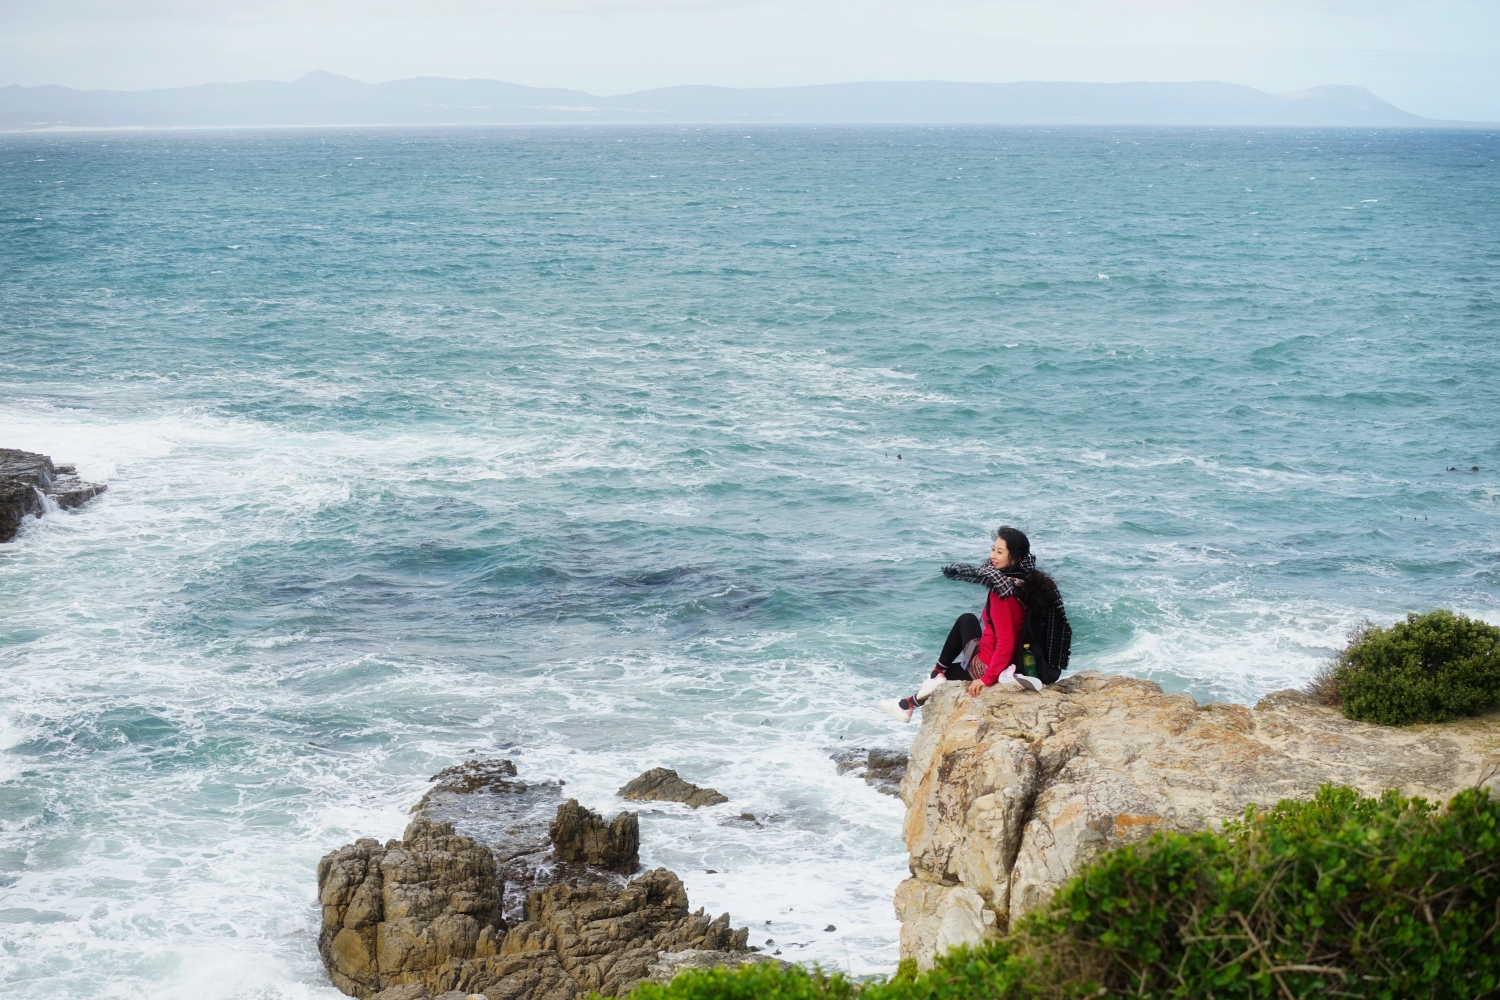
11, 75, 1497, 130
8, 122, 1498, 136
0, 74, 1416, 99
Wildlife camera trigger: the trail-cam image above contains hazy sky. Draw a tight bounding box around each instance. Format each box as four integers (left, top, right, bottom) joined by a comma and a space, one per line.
4, 0, 1499, 120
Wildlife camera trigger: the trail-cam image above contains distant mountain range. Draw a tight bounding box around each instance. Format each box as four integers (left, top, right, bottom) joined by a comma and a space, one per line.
0, 73, 1447, 130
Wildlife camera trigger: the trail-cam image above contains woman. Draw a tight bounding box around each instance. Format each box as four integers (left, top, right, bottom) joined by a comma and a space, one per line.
878, 526, 1064, 723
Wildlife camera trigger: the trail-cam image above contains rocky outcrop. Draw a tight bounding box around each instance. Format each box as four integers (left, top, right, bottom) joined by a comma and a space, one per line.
518, 868, 749, 996
895, 672, 1500, 970
413, 759, 569, 920
547, 800, 639, 871
617, 768, 728, 808
829, 746, 908, 797
0, 448, 106, 542
319, 759, 752, 999
318, 819, 505, 998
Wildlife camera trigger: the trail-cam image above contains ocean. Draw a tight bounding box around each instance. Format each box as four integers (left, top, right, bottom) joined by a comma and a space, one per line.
1, 124, 1497, 998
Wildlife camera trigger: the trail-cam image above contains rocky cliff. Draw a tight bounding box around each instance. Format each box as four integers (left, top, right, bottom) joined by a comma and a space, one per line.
0, 448, 107, 542
316, 760, 758, 1000
896, 671, 1500, 970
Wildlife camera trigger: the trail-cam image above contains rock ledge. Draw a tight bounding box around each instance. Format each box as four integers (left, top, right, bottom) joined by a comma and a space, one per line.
896, 671, 1500, 970
0, 448, 107, 542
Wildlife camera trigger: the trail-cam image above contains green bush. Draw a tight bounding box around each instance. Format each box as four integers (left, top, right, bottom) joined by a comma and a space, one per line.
628, 785, 1500, 1000
1033, 784, 1500, 998
624, 940, 1059, 1000
1329, 610, 1500, 725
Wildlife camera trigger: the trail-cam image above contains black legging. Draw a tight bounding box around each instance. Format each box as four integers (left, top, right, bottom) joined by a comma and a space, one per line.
936, 613, 982, 681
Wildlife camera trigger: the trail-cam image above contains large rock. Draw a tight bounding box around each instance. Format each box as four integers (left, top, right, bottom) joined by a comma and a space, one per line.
412, 759, 572, 921
0, 448, 106, 542
514, 867, 749, 997
317, 819, 505, 998
319, 760, 751, 999
616, 768, 728, 808
895, 672, 1500, 970
548, 799, 639, 872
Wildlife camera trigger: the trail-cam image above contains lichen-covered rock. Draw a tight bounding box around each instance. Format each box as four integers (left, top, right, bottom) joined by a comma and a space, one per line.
616, 768, 728, 808
0, 448, 106, 542
896, 672, 1500, 970
547, 800, 639, 872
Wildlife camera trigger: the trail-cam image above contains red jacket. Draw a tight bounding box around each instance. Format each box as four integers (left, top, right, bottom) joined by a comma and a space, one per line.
977, 592, 1025, 685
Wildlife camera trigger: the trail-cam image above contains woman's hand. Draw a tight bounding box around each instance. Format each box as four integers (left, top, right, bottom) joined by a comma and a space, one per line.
968, 679, 986, 698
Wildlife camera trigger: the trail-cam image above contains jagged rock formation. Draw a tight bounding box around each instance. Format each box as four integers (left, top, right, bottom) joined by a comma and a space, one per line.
616, 768, 728, 808
547, 799, 639, 871
829, 746, 908, 797
412, 759, 569, 920
318, 819, 505, 998
516, 868, 749, 996
0, 448, 106, 542
319, 760, 753, 999
896, 672, 1500, 970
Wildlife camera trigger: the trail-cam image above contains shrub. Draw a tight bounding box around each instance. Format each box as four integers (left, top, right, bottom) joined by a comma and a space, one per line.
1328, 610, 1500, 725
1303, 658, 1342, 707
1031, 784, 1500, 998
625, 940, 1062, 1000
627, 961, 859, 1000
628, 785, 1500, 1000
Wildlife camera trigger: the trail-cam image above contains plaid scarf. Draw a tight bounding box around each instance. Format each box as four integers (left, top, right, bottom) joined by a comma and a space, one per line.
940, 553, 1036, 597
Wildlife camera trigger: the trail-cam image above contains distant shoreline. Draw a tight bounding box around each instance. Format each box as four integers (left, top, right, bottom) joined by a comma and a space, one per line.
4, 120, 1497, 136
9, 77, 1491, 132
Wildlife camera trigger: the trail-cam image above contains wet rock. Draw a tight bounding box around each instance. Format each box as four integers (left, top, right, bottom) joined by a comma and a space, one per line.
616, 768, 728, 808
829, 746, 908, 797
0, 448, 106, 542
895, 671, 1500, 970
320, 760, 752, 1000
412, 759, 569, 921
547, 799, 639, 872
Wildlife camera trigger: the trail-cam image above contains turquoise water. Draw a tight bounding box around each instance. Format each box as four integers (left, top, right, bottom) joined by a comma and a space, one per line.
2, 125, 1498, 998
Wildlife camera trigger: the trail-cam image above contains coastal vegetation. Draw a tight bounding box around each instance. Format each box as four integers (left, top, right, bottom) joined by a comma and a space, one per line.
1310, 610, 1500, 726
629, 784, 1500, 1000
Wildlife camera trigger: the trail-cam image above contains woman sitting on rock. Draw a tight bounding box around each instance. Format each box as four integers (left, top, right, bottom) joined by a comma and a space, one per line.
879, 526, 1066, 723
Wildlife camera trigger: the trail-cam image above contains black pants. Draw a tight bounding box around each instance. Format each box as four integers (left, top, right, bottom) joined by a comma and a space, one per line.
936, 613, 982, 681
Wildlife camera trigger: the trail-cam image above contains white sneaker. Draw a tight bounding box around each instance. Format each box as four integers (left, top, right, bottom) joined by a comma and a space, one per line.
1015, 673, 1044, 692
995, 665, 1022, 690
916, 674, 947, 701
878, 698, 914, 723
